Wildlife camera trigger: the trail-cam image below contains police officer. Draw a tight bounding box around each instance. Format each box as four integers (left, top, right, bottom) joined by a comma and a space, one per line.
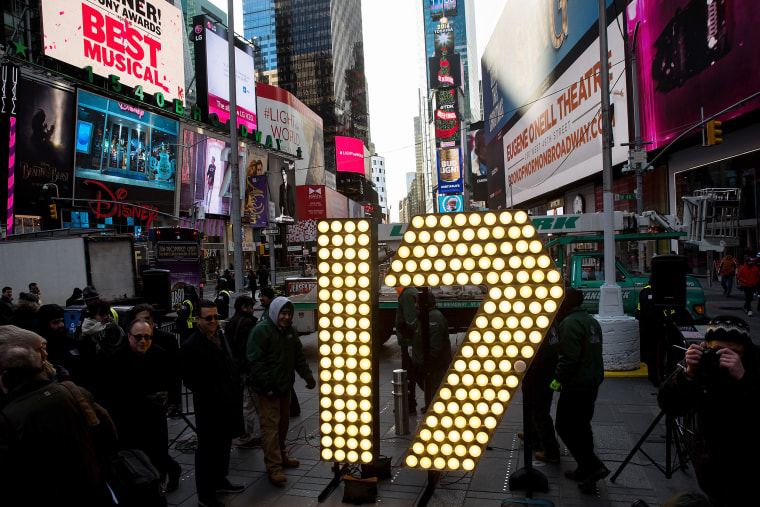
216, 281, 233, 320
176, 284, 199, 344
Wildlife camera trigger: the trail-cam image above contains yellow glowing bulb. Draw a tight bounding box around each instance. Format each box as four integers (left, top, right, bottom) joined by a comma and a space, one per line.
547, 270, 561, 283
318, 236, 330, 247
439, 214, 453, 227
509, 256, 521, 269
447, 229, 461, 242
418, 231, 431, 243
455, 243, 468, 256
403, 231, 416, 243
318, 221, 331, 233
463, 258, 476, 270
535, 286, 549, 299
441, 244, 454, 256
456, 273, 470, 285
426, 245, 440, 258
449, 258, 462, 271
462, 229, 475, 241
550, 286, 564, 299
508, 226, 521, 239
442, 273, 455, 285
516, 240, 528, 253
397, 246, 410, 259
433, 230, 446, 243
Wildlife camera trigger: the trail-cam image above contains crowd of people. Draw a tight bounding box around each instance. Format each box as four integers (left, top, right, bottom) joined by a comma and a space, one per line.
0, 277, 315, 507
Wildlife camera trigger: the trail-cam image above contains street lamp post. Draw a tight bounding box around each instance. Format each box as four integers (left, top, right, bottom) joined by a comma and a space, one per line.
227, 0, 244, 293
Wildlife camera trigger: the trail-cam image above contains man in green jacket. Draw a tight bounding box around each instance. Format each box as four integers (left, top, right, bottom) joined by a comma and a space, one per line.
395, 286, 419, 413
247, 296, 315, 485
551, 288, 609, 493
412, 291, 451, 412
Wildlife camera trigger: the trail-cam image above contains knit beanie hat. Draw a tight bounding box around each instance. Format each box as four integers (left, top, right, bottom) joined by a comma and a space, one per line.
38, 304, 64, 323
704, 315, 751, 348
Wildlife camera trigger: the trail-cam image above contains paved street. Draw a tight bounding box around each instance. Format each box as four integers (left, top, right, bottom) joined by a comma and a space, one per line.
165, 279, 751, 507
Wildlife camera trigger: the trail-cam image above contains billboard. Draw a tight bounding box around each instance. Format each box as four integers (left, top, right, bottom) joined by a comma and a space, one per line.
41, 0, 185, 102
335, 136, 365, 175
470, 130, 488, 202
430, 0, 457, 20
487, 136, 506, 210
14, 78, 76, 216
438, 194, 463, 213
433, 23, 455, 57
435, 89, 460, 148
244, 145, 268, 226
180, 128, 243, 217
297, 185, 327, 221
74, 177, 172, 229
501, 14, 628, 205
257, 83, 325, 185
428, 53, 461, 89
631, 0, 760, 149
269, 155, 297, 221
192, 16, 257, 132
437, 148, 463, 194
75, 90, 178, 192
481, 0, 616, 143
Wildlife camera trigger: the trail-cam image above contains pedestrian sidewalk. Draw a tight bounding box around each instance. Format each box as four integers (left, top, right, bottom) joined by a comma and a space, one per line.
165, 279, 749, 507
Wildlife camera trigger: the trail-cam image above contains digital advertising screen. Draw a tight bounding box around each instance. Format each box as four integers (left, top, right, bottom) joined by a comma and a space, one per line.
244, 145, 268, 226
41, 0, 186, 102
193, 16, 257, 132
630, 0, 760, 149
257, 83, 325, 186
435, 89, 460, 148
335, 136, 365, 175
438, 194, 463, 213
436, 148, 463, 194
75, 90, 178, 192
269, 155, 297, 222
430, 0, 457, 20
428, 53, 461, 89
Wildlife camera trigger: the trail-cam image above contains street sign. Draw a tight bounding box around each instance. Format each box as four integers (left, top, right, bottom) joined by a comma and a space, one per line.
262, 226, 280, 236
615, 193, 636, 201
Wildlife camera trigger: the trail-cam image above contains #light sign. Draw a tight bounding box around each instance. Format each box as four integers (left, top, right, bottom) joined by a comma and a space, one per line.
384, 211, 563, 471
41, 0, 186, 102
335, 136, 365, 175
316, 219, 378, 464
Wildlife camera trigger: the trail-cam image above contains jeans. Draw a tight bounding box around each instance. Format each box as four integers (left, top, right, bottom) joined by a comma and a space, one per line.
720, 275, 734, 296
258, 392, 291, 474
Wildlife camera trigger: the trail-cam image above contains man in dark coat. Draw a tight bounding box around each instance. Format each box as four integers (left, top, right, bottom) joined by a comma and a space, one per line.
551, 288, 608, 492
395, 286, 419, 413
658, 315, 760, 505
247, 297, 315, 485
99, 318, 172, 483
411, 291, 451, 412
226, 295, 260, 447
180, 300, 244, 506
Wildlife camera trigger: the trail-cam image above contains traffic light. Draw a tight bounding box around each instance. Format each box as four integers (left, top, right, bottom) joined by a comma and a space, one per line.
706, 120, 723, 146
48, 204, 58, 219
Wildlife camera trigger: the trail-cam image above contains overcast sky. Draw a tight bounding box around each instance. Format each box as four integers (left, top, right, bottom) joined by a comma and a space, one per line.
211, 0, 509, 221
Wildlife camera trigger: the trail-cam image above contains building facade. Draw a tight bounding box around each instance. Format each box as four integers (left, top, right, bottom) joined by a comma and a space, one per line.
370, 155, 388, 218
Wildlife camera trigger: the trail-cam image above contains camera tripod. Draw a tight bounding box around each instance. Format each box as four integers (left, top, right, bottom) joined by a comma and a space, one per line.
610, 409, 694, 482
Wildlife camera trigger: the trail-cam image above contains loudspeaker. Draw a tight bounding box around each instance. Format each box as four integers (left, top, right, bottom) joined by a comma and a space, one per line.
651, 255, 687, 308
142, 269, 172, 312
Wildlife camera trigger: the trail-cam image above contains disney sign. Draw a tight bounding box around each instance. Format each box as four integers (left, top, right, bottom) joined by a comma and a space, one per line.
83, 179, 159, 230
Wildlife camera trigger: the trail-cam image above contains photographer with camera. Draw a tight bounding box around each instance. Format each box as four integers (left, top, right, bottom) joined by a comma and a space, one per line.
658, 315, 760, 506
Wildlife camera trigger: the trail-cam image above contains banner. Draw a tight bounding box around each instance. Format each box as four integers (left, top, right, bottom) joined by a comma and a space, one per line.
438, 194, 463, 212
245, 174, 268, 226
297, 185, 327, 221
41, 0, 186, 102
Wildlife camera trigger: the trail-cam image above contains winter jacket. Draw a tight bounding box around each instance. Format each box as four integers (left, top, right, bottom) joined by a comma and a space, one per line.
737, 262, 760, 288
395, 287, 418, 347
247, 297, 314, 396
412, 307, 451, 369
658, 346, 760, 504
226, 310, 258, 371
555, 307, 604, 390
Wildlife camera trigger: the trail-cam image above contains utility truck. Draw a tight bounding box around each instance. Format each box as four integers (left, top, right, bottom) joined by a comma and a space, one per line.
0, 229, 137, 306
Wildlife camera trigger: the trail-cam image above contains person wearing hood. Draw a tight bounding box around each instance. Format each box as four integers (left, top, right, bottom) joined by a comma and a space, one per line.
247, 296, 316, 485
35, 304, 72, 379
551, 287, 609, 493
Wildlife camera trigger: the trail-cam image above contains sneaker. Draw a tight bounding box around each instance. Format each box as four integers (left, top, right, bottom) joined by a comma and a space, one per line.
281, 455, 300, 468
534, 451, 560, 463
269, 471, 287, 485
749, 311, 753, 317
198, 498, 225, 507
215, 479, 244, 493
241, 437, 262, 447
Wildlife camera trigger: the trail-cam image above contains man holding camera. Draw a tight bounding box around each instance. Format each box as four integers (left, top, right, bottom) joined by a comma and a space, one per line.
658, 315, 760, 506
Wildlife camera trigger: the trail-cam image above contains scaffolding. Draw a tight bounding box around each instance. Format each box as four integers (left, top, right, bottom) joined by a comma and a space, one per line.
682, 188, 741, 252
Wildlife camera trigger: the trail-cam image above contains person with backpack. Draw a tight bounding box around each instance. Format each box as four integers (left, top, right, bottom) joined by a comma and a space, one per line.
719, 252, 738, 297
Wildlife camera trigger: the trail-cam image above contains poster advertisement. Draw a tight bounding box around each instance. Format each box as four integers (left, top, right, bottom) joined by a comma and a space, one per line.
269, 154, 297, 222
244, 174, 268, 227
335, 136, 365, 175
14, 79, 76, 216
41, 0, 186, 102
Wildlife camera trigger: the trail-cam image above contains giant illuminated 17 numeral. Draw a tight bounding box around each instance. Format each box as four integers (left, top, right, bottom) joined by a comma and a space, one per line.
316, 212, 563, 471
385, 211, 563, 471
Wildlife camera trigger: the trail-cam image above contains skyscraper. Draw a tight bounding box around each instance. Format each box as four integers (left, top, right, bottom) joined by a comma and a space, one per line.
242, 0, 278, 73
242, 0, 371, 176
